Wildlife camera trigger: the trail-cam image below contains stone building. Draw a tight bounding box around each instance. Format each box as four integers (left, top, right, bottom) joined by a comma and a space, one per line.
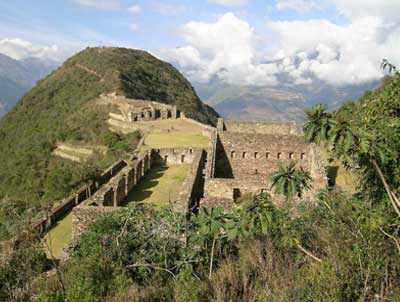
127, 102, 179, 122
72, 116, 327, 238
202, 119, 327, 206
100, 92, 180, 123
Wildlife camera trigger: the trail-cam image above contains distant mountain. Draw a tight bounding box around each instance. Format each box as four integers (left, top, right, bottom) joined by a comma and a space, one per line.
193, 77, 380, 122
0, 53, 58, 116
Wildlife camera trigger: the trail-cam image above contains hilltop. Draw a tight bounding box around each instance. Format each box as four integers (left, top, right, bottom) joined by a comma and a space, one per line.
0, 47, 218, 237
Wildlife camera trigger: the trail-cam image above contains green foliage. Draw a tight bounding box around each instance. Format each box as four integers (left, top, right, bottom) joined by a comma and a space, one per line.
270, 161, 313, 202
303, 72, 400, 203
101, 131, 140, 154
303, 104, 335, 144
0, 241, 48, 301
18, 191, 398, 302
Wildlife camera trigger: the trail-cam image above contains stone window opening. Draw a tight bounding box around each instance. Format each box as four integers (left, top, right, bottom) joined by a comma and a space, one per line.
255, 169, 259, 174
189, 148, 193, 154
231, 151, 235, 158
181, 154, 186, 163
233, 188, 241, 202
242, 152, 247, 159
266, 152, 270, 159
289, 152, 294, 160
301, 152, 306, 160
254, 152, 258, 159
277, 152, 282, 159
164, 155, 168, 164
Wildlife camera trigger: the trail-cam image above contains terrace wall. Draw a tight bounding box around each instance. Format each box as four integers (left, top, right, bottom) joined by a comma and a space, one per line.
175, 150, 206, 211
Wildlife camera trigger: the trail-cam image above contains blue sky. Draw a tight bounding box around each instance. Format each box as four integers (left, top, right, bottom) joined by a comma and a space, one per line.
0, 0, 399, 87
0, 0, 340, 51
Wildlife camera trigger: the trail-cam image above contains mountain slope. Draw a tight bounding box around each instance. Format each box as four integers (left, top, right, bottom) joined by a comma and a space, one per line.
0, 53, 57, 116
0, 47, 218, 208
193, 77, 380, 122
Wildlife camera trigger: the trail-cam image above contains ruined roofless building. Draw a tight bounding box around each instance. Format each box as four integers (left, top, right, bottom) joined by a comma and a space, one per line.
202, 118, 327, 207
100, 92, 179, 122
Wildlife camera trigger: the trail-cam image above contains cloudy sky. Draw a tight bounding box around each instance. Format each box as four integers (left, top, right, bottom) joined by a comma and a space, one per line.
0, 0, 399, 87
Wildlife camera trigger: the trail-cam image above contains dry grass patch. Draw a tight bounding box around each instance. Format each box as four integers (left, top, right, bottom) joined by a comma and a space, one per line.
125, 165, 190, 207
43, 213, 72, 260
139, 119, 210, 149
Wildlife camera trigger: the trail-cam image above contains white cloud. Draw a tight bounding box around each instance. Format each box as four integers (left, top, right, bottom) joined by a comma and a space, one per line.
331, 0, 400, 22
128, 5, 143, 14
208, 0, 250, 7
269, 16, 400, 85
129, 23, 141, 32
71, 0, 120, 10
158, 7, 400, 87
152, 2, 186, 16
276, 0, 317, 13
157, 13, 278, 85
0, 38, 66, 61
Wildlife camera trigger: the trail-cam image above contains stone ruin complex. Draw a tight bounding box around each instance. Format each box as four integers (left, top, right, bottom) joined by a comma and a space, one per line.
13, 96, 326, 245
72, 147, 206, 239
101, 92, 180, 123
70, 112, 327, 240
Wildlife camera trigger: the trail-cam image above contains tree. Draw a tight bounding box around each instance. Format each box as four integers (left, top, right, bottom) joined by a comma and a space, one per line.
381, 59, 398, 75
302, 72, 400, 217
270, 161, 312, 204
303, 104, 335, 145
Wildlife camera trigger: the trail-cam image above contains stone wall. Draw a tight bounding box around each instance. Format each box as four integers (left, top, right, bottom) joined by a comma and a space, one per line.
86, 151, 152, 207
175, 150, 206, 211
205, 129, 218, 179
72, 151, 153, 238
222, 120, 300, 135
7, 157, 128, 251
72, 206, 125, 241
152, 148, 202, 166
214, 132, 311, 179
99, 160, 127, 185
180, 115, 215, 137
205, 177, 268, 200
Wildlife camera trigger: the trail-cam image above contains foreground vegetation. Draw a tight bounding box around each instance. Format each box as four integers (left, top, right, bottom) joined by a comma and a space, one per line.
1, 192, 398, 301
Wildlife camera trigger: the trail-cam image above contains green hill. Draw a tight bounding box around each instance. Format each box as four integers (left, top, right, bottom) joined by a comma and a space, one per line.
0, 47, 218, 238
